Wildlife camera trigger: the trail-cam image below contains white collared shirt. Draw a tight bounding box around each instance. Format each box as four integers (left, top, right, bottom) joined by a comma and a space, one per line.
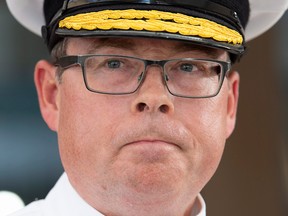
9, 173, 206, 216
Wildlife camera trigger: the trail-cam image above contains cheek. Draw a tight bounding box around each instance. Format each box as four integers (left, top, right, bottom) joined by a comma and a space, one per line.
178, 96, 227, 142
176, 97, 228, 183
56, 82, 130, 183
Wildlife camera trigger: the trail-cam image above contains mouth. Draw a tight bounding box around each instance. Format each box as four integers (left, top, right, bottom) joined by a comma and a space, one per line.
121, 139, 181, 163
115, 119, 188, 152
123, 139, 181, 151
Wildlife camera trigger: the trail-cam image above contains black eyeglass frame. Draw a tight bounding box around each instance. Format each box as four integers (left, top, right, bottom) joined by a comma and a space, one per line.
54, 54, 231, 99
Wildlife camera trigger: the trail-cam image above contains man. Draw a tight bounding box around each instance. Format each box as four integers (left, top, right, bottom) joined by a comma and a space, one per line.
6, 0, 288, 215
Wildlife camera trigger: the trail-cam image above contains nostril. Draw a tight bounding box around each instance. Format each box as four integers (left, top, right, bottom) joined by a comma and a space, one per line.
137, 102, 147, 112
136, 103, 169, 113
159, 104, 169, 113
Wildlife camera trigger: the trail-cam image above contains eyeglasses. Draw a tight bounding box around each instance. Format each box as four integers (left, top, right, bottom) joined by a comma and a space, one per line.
55, 54, 231, 98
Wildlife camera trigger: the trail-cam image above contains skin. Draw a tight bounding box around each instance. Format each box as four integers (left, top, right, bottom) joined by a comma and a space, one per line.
34, 37, 239, 216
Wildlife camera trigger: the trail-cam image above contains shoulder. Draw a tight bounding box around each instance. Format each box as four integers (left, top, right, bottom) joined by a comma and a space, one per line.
8, 200, 45, 216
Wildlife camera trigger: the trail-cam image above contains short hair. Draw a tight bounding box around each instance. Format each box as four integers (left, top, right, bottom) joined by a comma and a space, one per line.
50, 38, 67, 81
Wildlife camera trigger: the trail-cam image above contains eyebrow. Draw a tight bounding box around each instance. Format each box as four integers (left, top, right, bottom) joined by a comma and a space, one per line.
173, 43, 223, 59
86, 37, 224, 59
87, 38, 137, 54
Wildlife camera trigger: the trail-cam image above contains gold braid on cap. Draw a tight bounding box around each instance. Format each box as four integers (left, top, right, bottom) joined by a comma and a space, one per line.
59, 9, 243, 45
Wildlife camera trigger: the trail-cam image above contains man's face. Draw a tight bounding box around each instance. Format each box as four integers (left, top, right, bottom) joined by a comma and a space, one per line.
35, 37, 239, 215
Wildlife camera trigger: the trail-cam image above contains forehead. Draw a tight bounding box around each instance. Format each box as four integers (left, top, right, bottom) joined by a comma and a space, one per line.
65, 37, 228, 59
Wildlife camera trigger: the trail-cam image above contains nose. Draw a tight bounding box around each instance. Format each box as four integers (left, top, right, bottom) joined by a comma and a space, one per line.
131, 65, 175, 114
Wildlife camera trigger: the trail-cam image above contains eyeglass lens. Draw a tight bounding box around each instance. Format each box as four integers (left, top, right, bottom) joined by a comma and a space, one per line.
82, 55, 224, 97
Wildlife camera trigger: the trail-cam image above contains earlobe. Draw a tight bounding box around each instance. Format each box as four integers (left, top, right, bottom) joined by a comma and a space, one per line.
34, 60, 59, 131
225, 70, 240, 138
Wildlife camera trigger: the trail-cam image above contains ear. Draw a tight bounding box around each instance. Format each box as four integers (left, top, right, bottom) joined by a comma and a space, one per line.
225, 70, 240, 138
34, 60, 59, 131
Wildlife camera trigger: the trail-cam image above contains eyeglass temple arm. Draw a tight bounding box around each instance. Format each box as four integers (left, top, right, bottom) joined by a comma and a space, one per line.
55, 56, 80, 69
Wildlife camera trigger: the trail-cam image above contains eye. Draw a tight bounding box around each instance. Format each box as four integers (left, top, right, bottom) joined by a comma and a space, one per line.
180, 63, 194, 72
107, 60, 121, 69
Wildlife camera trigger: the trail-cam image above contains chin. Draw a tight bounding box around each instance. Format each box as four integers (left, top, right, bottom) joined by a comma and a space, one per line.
112, 165, 194, 216
121, 163, 183, 198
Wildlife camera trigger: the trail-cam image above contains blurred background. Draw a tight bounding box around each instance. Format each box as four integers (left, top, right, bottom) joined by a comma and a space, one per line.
0, 1, 287, 215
